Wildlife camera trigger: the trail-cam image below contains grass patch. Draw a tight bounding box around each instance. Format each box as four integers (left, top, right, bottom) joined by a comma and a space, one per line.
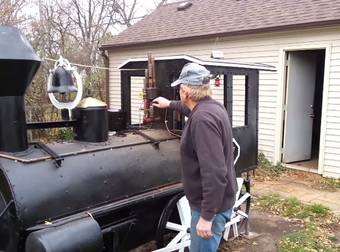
255, 194, 339, 251
256, 194, 331, 220
317, 177, 340, 191
279, 224, 335, 252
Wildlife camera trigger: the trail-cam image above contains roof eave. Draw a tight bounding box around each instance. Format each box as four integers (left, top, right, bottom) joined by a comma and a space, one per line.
118, 55, 276, 71
100, 19, 340, 51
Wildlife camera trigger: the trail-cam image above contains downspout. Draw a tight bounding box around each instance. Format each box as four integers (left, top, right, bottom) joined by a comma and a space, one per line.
100, 49, 110, 108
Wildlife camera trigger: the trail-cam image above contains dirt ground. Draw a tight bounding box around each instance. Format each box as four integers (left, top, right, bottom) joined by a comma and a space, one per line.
219, 210, 301, 252
131, 209, 301, 252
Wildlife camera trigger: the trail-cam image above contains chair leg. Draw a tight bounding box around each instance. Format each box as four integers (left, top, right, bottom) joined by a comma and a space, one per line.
223, 226, 231, 241
233, 223, 239, 238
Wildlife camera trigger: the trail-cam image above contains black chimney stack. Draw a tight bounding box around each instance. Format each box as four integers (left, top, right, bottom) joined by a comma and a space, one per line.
0, 26, 41, 152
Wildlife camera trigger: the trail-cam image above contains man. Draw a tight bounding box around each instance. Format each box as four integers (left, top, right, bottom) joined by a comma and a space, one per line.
153, 63, 237, 252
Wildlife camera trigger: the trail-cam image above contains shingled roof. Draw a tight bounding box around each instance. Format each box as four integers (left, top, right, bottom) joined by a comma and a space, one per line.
102, 0, 340, 49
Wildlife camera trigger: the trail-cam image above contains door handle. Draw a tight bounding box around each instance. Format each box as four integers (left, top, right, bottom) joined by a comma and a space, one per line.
308, 114, 315, 118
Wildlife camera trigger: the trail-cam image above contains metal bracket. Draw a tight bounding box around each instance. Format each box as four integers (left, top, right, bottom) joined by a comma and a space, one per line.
233, 138, 241, 165
34, 142, 64, 167
135, 130, 160, 149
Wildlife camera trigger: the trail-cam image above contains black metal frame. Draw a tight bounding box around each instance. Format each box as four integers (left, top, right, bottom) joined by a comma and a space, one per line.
220, 68, 259, 175
27, 120, 78, 129
120, 60, 259, 176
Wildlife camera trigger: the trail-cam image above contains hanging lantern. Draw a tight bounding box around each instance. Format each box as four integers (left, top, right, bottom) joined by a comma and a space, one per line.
214, 75, 221, 87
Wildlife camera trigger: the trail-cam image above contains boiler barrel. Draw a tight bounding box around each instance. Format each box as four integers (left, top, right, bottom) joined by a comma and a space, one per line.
0, 130, 182, 251
0, 133, 181, 229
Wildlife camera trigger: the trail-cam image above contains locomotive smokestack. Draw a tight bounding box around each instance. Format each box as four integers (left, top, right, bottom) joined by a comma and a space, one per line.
0, 26, 41, 152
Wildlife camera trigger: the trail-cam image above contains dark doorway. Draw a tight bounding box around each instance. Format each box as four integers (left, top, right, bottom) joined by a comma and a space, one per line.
282, 49, 325, 171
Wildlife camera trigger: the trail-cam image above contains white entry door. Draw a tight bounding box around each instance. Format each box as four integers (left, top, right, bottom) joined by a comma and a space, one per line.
283, 51, 316, 163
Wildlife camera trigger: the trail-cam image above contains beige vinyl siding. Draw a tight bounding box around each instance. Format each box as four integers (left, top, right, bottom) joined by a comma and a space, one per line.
232, 75, 246, 127
324, 42, 340, 178
130, 77, 144, 124
108, 25, 340, 178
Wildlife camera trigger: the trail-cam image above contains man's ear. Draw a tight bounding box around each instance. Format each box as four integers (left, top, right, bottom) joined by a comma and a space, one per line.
182, 89, 189, 101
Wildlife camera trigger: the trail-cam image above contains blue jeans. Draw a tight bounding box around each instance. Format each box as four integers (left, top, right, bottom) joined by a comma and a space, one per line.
190, 209, 232, 252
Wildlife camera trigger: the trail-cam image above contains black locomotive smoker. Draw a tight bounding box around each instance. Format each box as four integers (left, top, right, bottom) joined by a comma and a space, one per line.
0, 26, 275, 252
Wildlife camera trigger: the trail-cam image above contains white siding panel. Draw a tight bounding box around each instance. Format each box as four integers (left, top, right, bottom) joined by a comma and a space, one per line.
325, 141, 340, 148
324, 160, 340, 168
259, 133, 276, 141
323, 172, 340, 179
325, 153, 340, 162
232, 75, 246, 127
130, 77, 144, 124
326, 129, 340, 137
329, 72, 340, 79
327, 123, 340, 130
325, 147, 340, 155
259, 123, 277, 130
259, 84, 279, 91
332, 59, 340, 66
326, 135, 340, 142
328, 97, 340, 105
331, 52, 340, 60
330, 65, 340, 72
259, 96, 279, 103
329, 77, 340, 83
328, 85, 340, 92
259, 107, 277, 113
259, 73, 278, 81
332, 46, 340, 53
327, 106, 340, 112
259, 112, 276, 119
108, 25, 340, 177
327, 116, 340, 123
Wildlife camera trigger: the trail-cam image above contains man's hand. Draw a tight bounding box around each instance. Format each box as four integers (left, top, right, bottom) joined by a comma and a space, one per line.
196, 217, 213, 239
152, 97, 170, 109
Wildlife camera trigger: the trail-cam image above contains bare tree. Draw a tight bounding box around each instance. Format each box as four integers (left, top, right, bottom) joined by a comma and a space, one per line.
0, 0, 161, 140
114, 0, 137, 27
26, 0, 142, 119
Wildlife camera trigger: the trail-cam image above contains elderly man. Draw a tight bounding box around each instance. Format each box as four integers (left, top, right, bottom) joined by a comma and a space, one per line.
153, 63, 237, 252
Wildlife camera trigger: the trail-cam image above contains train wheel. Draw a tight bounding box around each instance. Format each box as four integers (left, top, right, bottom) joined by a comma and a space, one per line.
155, 191, 185, 248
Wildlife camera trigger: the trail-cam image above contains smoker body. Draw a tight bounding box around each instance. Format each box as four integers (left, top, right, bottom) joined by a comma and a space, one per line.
0, 130, 182, 251
0, 25, 275, 252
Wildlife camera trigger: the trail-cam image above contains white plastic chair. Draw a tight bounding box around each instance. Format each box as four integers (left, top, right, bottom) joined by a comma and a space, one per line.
223, 177, 250, 241
152, 138, 249, 252
152, 178, 250, 252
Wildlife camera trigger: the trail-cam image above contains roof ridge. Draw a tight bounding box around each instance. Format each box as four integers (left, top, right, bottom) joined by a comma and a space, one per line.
154, 0, 197, 10
101, 0, 340, 49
